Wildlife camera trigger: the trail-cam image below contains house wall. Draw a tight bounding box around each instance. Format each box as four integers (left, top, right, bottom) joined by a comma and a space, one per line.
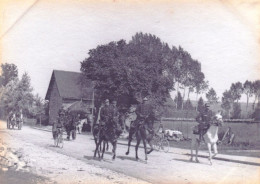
49, 80, 62, 124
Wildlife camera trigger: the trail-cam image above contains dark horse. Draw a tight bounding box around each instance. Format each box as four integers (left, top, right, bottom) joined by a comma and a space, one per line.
125, 116, 154, 161
93, 120, 121, 160
93, 123, 109, 152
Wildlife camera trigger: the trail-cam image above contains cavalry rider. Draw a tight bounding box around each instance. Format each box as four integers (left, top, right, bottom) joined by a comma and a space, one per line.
53, 110, 65, 139
110, 100, 122, 135
196, 103, 213, 141
100, 99, 112, 127
135, 97, 153, 126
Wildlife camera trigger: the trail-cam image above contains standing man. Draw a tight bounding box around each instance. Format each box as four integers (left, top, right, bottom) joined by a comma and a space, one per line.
196, 103, 213, 141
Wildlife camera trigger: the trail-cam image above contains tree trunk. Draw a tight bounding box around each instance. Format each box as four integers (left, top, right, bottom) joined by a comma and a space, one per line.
246, 94, 249, 118
182, 87, 186, 109
176, 82, 179, 109
195, 93, 198, 111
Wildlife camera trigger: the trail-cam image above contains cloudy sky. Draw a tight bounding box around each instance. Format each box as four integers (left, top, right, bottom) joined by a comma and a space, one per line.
1, 0, 260, 102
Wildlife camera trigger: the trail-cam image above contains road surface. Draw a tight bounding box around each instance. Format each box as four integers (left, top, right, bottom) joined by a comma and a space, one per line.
1, 121, 259, 184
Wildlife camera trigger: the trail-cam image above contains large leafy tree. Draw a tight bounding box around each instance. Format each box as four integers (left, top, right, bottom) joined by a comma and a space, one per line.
80, 33, 174, 111
206, 88, 218, 104
0, 63, 18, 86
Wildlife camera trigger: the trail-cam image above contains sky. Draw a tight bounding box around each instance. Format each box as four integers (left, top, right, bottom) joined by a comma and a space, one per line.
1, 0, 260, 102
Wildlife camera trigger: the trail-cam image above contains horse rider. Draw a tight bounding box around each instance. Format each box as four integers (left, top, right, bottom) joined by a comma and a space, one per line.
135, 97, 153, 125
110, 100, 122, 136
53, 110, 65, 139
196, 103, 213, 142
100, 99, 112, 127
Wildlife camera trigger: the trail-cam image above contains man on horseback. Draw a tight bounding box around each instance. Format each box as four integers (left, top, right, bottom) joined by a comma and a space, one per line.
100, 99, 111, 126
53, 110, 65, 139
110, 100, 122, 136
196, 103, 213, 142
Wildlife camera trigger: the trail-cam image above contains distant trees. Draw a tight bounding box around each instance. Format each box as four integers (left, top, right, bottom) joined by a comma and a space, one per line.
0, 63, 18, 87
243, 80, 253, 113
197, 97, 204, 113
206, 88, 218, 104
1, 72, 34, 116
174, 92, 183, 110
252, 80, 260, 110
221, 80, 260, 119
0, 64, 41, 118
221, 90, 233, 118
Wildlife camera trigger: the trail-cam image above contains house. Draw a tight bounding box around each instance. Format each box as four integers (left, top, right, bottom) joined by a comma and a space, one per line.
45, 70, 94, 124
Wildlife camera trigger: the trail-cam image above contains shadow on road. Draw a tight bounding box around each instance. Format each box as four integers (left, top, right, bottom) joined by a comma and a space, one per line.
186, 154, 260, 167
117, 155, 138, 162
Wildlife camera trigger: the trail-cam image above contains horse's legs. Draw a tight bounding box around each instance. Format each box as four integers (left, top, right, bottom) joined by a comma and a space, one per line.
101, 139, 106, 159
190, 137, 195, 162
135, 137, 141, 160
142, 138, 147, 160
106, 141, 109, 151
207, 142, 212, 165
112, 141, 117, 160
212, 143, 218, 158
94, 138, 101, 158
195, 139, 200, 163
126, 128, 134, 155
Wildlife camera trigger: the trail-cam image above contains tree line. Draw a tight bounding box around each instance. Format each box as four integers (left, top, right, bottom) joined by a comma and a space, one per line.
0, 63, 48, 123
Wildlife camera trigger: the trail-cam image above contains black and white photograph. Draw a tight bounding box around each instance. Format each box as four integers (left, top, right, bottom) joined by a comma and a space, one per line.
0, 0, 260, 183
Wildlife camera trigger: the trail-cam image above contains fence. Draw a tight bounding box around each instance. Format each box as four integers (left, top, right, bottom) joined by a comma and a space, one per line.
158, 118, 260, 146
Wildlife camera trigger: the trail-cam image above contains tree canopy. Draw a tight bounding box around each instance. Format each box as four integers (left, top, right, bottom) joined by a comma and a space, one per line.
80, 32, 205, 110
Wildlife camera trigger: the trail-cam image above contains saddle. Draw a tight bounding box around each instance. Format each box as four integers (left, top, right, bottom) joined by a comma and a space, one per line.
193, 124, 210, 135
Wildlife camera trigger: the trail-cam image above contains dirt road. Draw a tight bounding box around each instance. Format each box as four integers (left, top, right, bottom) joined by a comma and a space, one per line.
1, 121, 259, 184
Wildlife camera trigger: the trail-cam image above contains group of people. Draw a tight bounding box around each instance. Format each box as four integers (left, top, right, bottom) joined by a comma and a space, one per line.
98, 97, 156, 139
52, 96, 221, 145
52, 108, 82, 140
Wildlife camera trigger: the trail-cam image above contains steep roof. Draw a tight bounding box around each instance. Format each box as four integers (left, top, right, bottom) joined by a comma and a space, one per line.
45, 70, 93, 100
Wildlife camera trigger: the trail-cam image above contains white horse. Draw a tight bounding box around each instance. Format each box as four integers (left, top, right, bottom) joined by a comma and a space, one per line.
190, 112, 223, 165
77, 119, 87, 134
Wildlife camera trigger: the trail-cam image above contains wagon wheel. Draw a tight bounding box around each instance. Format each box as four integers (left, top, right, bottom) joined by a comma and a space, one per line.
153, 137, 160, 151
161, 139, 169, 153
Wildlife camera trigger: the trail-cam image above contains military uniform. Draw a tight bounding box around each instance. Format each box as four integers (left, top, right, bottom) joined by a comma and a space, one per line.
196, 105, 213, 141
135, 103, 153, 124
100, 105, 112, 126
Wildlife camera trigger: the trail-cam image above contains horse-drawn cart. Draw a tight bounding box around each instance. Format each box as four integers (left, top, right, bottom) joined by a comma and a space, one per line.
7, 117, 22, 130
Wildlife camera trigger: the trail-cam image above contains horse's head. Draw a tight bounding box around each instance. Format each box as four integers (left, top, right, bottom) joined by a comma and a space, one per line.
211, 112, 223, 127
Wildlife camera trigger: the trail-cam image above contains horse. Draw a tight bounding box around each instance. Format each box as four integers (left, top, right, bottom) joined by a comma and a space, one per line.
77, 119, 86, 134
190, 112, 223, 165
125, 115, 155, 161
93, 120, 121, 160
93, 123, 109, 152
